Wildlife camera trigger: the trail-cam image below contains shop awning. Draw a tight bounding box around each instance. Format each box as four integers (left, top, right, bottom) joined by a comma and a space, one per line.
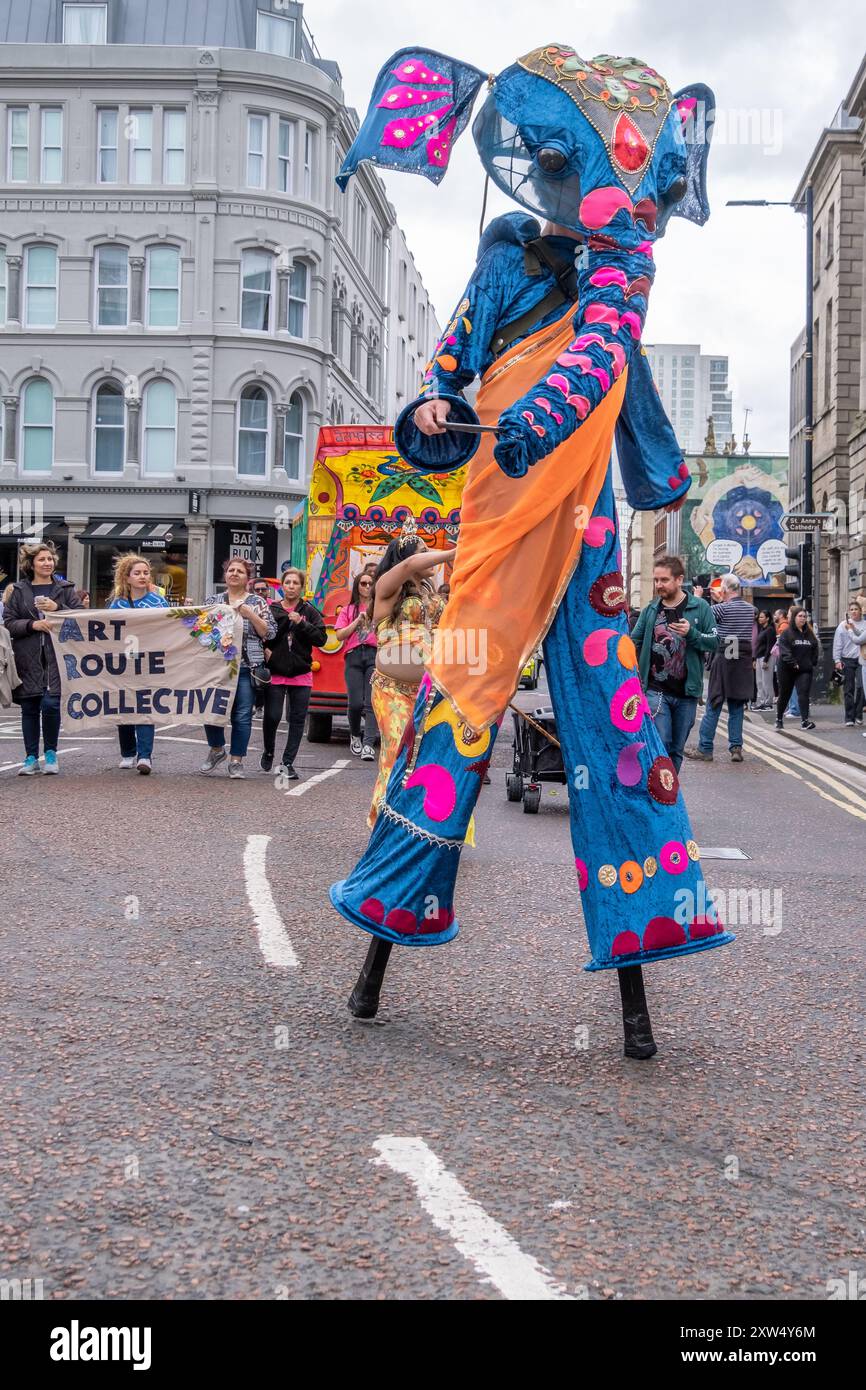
78, 520, 188, 550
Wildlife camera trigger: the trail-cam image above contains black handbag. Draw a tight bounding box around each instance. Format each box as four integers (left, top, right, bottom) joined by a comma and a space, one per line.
251, 663, 272, 687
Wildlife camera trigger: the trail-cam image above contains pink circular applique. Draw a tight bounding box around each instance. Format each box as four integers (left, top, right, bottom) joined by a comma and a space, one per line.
642, 916, 687, 951
616, 742, 645, 786
612, 930, 641, 957
360, 897, 385, 925
574, 857, 589, 891
385, 908, 418, 935
405, 763, 457, 822
583, 516, 616, 548
689, 915, 724, 939
659, 840, 688, 875
582, 627, 618, 666
610, 676, 649, 733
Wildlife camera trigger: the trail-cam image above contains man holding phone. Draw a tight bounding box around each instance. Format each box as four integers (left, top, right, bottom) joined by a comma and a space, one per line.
632, 556, 719, 772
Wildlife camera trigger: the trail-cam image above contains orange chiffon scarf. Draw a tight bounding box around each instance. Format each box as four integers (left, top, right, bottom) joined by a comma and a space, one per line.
428, 305, 628, 733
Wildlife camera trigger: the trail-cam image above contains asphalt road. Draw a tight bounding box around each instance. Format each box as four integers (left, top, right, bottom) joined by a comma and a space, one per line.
1, 684, 864, 1301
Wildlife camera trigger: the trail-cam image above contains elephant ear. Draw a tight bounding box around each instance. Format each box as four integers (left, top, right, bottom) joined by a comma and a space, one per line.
336, 48, 487, 189
668, 84, 715, 225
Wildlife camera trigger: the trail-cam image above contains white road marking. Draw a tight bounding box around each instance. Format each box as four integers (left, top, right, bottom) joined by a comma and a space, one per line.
243, 834, 299, 970
284, 758, 350, 797
373, 1136, 575, 1301
701, 848, 750, 860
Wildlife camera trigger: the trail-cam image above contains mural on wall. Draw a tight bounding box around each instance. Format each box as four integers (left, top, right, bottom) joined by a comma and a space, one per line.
681, 455, 789, 585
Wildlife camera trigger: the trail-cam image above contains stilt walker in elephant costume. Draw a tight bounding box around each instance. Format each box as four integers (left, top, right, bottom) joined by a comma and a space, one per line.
330, 42, 734, 1057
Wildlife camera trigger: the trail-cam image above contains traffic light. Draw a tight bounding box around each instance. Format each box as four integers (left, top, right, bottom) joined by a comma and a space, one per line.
784, 545, 802, 597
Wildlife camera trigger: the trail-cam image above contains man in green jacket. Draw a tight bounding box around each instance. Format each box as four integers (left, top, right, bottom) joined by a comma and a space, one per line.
631, 555, 719, 771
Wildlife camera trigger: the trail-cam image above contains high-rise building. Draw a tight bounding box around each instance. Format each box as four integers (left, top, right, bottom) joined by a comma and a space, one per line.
643, 343, 733, 455
0, 0, 439, 602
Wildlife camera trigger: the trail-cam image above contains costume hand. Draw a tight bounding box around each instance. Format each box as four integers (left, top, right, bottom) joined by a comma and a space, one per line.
414, 400, 450, 435
492, 412, 543, 479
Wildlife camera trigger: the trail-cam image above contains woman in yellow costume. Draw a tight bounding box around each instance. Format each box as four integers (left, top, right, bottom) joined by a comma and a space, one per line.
366, 523, 455, 826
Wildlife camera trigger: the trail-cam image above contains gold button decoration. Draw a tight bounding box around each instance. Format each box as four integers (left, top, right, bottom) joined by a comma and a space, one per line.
686, 840, 700, 861
598, 864, 617, 887
643, 855, 657, 877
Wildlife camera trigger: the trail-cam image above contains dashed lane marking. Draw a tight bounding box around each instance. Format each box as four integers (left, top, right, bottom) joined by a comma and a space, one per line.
284, 758, 350, 797
243, 834, 299, 970
373, 1136, 576, 1301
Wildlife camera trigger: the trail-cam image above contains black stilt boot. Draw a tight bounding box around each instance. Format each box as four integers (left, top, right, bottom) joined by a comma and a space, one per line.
618, 964, 658, 1060
347, 938, 393, 1020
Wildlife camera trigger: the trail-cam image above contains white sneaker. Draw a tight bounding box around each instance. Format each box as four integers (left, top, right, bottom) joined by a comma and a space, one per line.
361, 744, 376, 761
119, 756, 136, 769
137, 758, 152, 775
200, 747, 227, 773
350, 736, 362, 756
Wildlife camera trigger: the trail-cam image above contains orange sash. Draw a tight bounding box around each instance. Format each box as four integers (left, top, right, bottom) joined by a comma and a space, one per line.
428, 305, 628, 732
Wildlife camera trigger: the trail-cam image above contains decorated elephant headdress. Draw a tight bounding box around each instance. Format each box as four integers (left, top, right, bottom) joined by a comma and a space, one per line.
337, 44, 714, 249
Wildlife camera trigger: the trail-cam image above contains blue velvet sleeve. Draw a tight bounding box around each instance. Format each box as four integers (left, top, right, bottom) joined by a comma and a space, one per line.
615, 349, 692, 509
493, 242, 656, 478
418, 248, 507, 399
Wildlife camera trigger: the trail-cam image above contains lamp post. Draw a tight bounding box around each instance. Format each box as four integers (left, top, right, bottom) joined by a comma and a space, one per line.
726, 192, 814, 613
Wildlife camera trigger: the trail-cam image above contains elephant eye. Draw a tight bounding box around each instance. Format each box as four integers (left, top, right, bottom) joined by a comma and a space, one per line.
537, 147, 567, 174
663, 175, 688, 205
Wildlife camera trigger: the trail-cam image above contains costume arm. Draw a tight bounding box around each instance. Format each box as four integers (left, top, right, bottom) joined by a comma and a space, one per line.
493, 241, 655, 478
418, 251, 505, 400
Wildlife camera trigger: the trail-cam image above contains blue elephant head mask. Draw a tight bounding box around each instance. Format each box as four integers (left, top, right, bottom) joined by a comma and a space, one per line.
337, 43, 714, 251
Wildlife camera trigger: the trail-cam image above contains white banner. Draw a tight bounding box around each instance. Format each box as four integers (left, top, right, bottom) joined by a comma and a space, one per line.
44, 605, 243, 730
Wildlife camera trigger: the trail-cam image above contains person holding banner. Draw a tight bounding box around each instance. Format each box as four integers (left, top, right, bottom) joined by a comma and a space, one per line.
108, 554, 169, 775
3, 540, 83, 775
201, 558, 276, 779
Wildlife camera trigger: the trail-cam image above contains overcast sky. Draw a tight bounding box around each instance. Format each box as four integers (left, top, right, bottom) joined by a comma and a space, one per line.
310, 0, 864, 452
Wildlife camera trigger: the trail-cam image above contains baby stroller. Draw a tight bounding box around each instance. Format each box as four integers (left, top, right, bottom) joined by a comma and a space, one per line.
506, 706, 567, 814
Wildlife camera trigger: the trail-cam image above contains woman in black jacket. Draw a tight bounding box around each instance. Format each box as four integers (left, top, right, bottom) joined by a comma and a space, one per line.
261, 567, 326, 779
3, 540, 83, 775
776, 607, 820, 731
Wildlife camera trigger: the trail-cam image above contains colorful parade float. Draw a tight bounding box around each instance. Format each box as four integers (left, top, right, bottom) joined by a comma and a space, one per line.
302, 424, 465, 742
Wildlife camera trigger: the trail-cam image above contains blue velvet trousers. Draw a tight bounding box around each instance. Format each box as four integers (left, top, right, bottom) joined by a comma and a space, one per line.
331, 473, 734, 970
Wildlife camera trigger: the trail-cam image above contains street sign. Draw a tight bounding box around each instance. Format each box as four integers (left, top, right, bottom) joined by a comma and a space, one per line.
782, 513, 835, 532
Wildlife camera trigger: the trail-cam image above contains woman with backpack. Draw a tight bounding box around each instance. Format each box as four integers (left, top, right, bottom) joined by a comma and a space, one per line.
260, 567, 326, 780
776, 606, 820, 731
334, 571, 379, 760
3, 540, 83, 775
